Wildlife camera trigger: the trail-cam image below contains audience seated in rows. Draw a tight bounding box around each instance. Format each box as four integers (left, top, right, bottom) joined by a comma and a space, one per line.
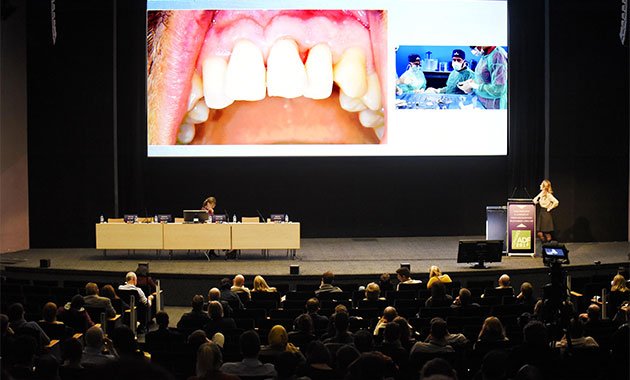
260, 325, 306, 365
554, 318, 599, 350
516, 282, 537, 312
451, 288, 480, 310
100, 284, 129, 314
299, 298, 329, 333
315, 271, 342, 295
57, 294, 94, 334
178, 295, 211, 332
208, 287, 234, 317
83, 282, 116, 318
288, 314, 317, 353
364, 282, 386, 301
396, 267, 422, 290
373, 306, 398, 336
220, 329, 276, 378
38, 302, 73, 340
205, 301, 236, 339
190, 341, 239, 380
323, 310, 354, 345
8, 303, 50, 347
81, 326, 117, 367
220, 278, 245, 311
427, 265, 452, 289
425, 281, 453, 308
378, 273, 395, 293
145, 311, 183, 352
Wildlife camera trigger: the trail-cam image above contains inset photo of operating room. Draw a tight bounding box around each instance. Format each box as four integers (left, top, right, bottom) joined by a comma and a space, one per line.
394, 45, 508, 110
147, 10, 387, 146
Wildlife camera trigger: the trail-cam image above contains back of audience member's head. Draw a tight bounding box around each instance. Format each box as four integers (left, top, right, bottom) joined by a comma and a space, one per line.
85, 326, 105, 348
353, 329, 374, 353
380, 273, 391, 284
306, 340, 330, 365
347, 352, 388, 380
208, 287, 221, 301
396, 267, 411, 280
196, 342, 223, 377
294, 313, 314, 334
420, 358, 458, 380
233, 274, 245, 287
42, 302, 58, 323
365, 282, 381, 301
191, 295, 204, 312
85, 282, 99, 296
587, 304, 600, 321
208, 301, 224, 320
8, 303, 25, 321
306, 298, 320, 313
429, 318, 448, 340
125, 272, 137, 284
498, 274, 511, 288
188, 330, 209, 350
517, 313, 533, 330
334, 311, 350, 333
520, 282, 533, 298
429, 265, 443, 278
393, 316, 412, 342
322, 271, 335, 285
155, 311, 169, 329
219, 278, 232, 290
522, 320, 547, 346
567, 318, 585, 339
111, 325, 138, 357
384, 322, 402, 343
514, 364, 543, 380
382, 306, 398, 322
61, 338, 83, 364
481, 350, 509, 380
240, 329, 261, 358
100, 285, 118, 300
70, 294, 85, 310
611, 274, 628, 292
458, 288, 472, 306
431, 281, 447, 298
479, 316, 506, 342
275, 351, 300, 379
335, 304, 348, 314
253, 275, 272, 292
336, 345, 360, 374
34, 354, 59, 380
268, 325, 289, 349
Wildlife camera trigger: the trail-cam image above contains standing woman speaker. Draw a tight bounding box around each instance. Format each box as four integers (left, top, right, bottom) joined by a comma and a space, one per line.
533, 180, 559, 242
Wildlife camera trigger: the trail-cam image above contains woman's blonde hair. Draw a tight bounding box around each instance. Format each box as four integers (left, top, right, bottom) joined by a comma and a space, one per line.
203, 196, 216, 207
253, 275, 276, 292
478, 316, 506, 342
611, 274, 628, 292
429, 266, 442, 278
196, 342, 222, 377
541, 179, 553, 193
365, 282, 381, 301
268, 325, 299, 353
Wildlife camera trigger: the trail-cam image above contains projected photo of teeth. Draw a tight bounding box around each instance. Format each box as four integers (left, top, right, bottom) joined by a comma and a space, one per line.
394, 45, 508, 110
147, 10, 387, 146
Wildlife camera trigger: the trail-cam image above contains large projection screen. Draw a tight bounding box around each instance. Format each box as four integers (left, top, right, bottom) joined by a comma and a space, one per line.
147, 0, 507, 157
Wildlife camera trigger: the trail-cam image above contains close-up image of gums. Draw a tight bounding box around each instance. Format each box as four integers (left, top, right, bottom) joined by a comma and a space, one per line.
147, 10, 387, 146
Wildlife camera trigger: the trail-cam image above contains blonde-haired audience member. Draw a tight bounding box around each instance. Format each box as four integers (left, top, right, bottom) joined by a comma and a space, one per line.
427, 266, 452, 289
252, 275, 277, 293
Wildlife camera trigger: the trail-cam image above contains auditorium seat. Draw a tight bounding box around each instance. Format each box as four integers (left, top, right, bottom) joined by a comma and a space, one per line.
317, 291, 352, 301
296, 284, 319, 292
251, 291, 281, 305
285, 291, 315, 301
398, 282, 423, 291
246, 299, 277, 311
232, 308, 267, 324
418, 307, 454, 319
233, 318, 255, 331
268, 309, 302, 320
357, 299, 389, 311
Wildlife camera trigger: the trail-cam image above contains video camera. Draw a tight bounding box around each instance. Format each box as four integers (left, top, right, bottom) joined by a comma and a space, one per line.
541, 243, 570, 266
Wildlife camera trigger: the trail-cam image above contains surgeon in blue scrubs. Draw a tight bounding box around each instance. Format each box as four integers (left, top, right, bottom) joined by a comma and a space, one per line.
458, 46, 508, 109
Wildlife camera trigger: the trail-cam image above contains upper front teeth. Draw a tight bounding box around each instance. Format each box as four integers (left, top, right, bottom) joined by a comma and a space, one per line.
266, 39, 307, 98
225, 39, 266, 101
303, 43, 333, 100
202, 57, 234, 110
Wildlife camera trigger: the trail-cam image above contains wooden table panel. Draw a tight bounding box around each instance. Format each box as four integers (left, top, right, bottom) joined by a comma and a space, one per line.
163, 223, 231, 250
96, 223, 163, 249
231, 223, 300, 249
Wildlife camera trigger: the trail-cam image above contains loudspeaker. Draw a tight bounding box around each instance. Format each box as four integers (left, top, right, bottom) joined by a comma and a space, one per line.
40, 259, 51, 268
290, 265, 300, 275
400, 262, 410, 270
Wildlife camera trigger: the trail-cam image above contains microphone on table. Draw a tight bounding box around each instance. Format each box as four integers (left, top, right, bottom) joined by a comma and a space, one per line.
256, 209, 266, 223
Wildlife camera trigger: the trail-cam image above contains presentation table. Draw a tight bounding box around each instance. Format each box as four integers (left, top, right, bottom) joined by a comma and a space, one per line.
231, 222, 301, 259
95, 222, 300, 259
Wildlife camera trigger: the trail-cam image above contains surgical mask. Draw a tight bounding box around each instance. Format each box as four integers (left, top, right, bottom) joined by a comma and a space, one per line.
471, 47, 483, 57
452, 61, 463, 71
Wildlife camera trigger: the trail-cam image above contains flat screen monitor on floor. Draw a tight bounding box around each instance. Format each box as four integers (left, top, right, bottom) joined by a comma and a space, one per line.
457, 240, 503, 269
183, 210, 209, 223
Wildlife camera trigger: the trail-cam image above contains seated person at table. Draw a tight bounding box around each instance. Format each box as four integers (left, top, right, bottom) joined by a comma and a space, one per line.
396, 267, 422, 290
202, 196, 216, 215
83, 283, 116, 318
315, 271, 342, 295
426, 49, 475, 95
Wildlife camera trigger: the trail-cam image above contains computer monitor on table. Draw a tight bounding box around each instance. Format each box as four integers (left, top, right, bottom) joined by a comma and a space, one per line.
183, 210, 209, 223
457, 240, 503, 269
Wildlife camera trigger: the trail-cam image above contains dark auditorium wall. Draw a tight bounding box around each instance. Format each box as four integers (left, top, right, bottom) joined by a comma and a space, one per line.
24, 0, 627, 248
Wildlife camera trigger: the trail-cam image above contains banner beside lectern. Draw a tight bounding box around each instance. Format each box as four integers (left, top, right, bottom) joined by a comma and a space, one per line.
507, 199, 536, 256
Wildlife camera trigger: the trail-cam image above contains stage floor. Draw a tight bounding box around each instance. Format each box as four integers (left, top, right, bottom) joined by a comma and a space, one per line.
1, 236, 628, 277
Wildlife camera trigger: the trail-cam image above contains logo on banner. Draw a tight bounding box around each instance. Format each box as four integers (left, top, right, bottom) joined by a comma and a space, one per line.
512, 230, 531, 250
